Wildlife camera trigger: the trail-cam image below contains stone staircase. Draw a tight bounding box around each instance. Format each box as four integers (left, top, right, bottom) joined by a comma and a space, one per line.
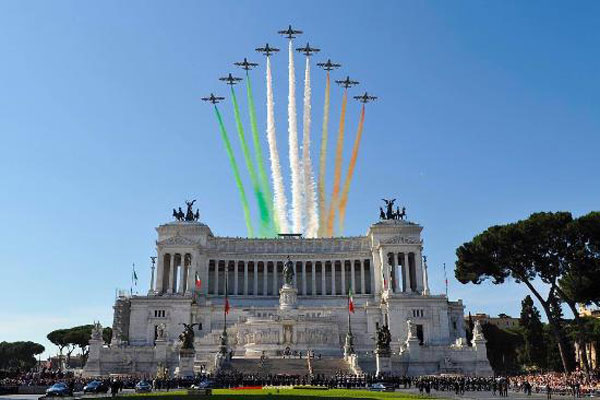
227, 357, 310, 376
310, 357, 353, 375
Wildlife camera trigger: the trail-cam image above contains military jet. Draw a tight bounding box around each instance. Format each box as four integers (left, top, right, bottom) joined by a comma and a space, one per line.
335, 75, 359, 89
234, 58, 258, 71
278, 25, 302, 39
317, 59, 341, 71
256, 43, 279, 56
219, 73, 243, 86
354, 92, 377, 103
296, 42, 320, 56
201, 93, 225, 104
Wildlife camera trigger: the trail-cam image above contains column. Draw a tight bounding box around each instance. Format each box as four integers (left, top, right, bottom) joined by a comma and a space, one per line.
321, 262, 326, 295
311, 262, 316, 295
170, 254, 178, 293
263, 261, 268, 295
253, 261, 258, 296
360, 260, 366, 295
244, 261, 248, 295
415, 251, 424, 292
389, 253, 397, 293
301, 262, 307, 295
341, 261, 346, 296
293, 262, 297, 288
214, 260, 220, 295
273, 262, 278, 295
331, 262, 336, 295
350, 260, 355, 294
156, 253, 164, 294
403, 253, 409, 293
234, 261, 239, 296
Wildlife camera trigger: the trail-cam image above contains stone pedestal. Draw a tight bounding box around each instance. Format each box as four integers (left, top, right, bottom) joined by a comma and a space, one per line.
375, 349, 392, 377
279, 284, 298, 310
177, 349, 195, 377
343, 331, 355, 358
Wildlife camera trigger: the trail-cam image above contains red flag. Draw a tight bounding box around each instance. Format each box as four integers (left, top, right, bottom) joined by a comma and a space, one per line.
195, 272, 202, 290
224, 298, 230, 315
348, 288, 355, 313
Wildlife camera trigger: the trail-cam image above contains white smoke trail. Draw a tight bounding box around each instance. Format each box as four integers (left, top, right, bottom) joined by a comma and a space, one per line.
288, 40, 303, 234
266, 56, 289, 233
302, 57, 318, 238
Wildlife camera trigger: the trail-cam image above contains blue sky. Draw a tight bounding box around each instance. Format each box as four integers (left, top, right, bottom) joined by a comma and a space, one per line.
1, 1, 598, 357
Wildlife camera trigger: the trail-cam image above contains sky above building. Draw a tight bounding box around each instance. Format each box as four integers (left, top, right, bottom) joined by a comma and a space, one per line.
1, 1, 598, 357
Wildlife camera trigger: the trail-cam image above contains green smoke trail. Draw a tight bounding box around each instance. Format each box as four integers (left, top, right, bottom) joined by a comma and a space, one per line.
230, 86, 272, 237
213, 105, 254, 237
245, 72, 277, 233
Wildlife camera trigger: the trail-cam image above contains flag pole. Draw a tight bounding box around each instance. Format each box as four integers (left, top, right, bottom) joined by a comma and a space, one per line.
443, 262, 448, 297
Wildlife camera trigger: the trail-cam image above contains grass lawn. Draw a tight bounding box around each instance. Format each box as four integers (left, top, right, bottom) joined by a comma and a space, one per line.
117, 387, 437, 400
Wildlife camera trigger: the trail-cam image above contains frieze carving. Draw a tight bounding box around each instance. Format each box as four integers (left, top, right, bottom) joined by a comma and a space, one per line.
381, 235, 421, 245
208, 237, 370, 254
157, 235, 199, 247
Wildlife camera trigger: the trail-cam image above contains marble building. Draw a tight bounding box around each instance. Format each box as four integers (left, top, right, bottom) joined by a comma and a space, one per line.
84, 213, 492, 377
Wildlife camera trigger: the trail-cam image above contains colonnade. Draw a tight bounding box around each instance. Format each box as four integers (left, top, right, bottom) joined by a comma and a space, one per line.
386, 252, 419, 293
156, 253, 192, 294
207, 259, 373, 296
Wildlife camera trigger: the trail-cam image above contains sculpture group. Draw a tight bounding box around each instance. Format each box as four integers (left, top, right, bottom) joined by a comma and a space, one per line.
173, 200, 200, 222
380, 198, 406, 221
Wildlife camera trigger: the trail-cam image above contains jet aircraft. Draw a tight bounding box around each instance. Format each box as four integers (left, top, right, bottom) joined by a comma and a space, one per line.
219, 73, 242, 86
296, 42, 320, 56
255, 43, 279, 56
354, 92, 377, 103
335, 75, 359, 89
201, 93, 225, 104
278, 25, 302, 39
316, 59, 341, 71
234, 58, 258, 71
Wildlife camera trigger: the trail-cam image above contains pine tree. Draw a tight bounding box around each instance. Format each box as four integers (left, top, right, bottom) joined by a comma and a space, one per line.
519, 295, 546, 367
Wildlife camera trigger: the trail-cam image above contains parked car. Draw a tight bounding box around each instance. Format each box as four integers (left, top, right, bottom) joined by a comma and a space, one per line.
369, 382, 394, 392
134, 380, 152, 393
191, 380, 214, 389
46, 383, 72, 397
83, 380, 109, 393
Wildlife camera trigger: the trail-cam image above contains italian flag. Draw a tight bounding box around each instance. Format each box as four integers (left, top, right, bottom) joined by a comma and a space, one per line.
348, 288, 355, 313
195, 272, 202, 290
224, 297, 230, 315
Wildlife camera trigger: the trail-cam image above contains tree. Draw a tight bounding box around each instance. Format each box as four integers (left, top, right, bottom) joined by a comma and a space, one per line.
47, 329, 69, 366
481, 323, 524, 374
102, 327, 113, 345
0, 341, 45, 371
63, 325, 93, 364
455, 212, 579, 372
519, 295, 545, 367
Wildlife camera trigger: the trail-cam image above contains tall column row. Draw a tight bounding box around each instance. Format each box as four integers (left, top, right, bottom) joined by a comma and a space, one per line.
156, 252, 193, 294
385, 251, 419, 293
206, 259, 373, 296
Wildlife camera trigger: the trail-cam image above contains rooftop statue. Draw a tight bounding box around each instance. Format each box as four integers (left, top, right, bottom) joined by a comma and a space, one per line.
379, 198, 406, 221
172, 200, 200, 222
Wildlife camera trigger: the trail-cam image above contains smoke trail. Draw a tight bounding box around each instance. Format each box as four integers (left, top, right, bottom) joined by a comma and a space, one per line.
266, 57, 289, 233
230, 86, 271, 237
246, 72, 276, 233
338, 104, 366, 232
326, 89, 348, 237
302, 57, 318, 238
287, 40, 303, 234
213, 106, 254, 237
317, 72, 331, 237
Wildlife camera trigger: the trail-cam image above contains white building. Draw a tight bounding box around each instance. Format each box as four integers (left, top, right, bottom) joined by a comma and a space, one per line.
84, 215, 492, 377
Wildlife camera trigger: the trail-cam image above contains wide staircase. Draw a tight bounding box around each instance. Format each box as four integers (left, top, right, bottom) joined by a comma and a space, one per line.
227, 357, 310, 375
310, 357, 354, 375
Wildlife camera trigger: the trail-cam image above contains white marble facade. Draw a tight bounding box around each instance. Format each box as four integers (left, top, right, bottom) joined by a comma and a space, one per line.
84, 218, 492, 377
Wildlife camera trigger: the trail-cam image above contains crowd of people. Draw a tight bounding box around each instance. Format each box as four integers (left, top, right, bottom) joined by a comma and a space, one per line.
2, 366, 600, 398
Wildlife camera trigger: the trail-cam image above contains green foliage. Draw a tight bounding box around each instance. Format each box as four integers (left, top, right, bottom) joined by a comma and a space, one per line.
519, 295, 545, 367
455, 211, 600, 372
103, 327, 113, 344
481, 323, 523, 374
0, 341, 45, 371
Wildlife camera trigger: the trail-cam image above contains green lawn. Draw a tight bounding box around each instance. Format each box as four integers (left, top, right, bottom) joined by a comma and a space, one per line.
117, 388, 437, 400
